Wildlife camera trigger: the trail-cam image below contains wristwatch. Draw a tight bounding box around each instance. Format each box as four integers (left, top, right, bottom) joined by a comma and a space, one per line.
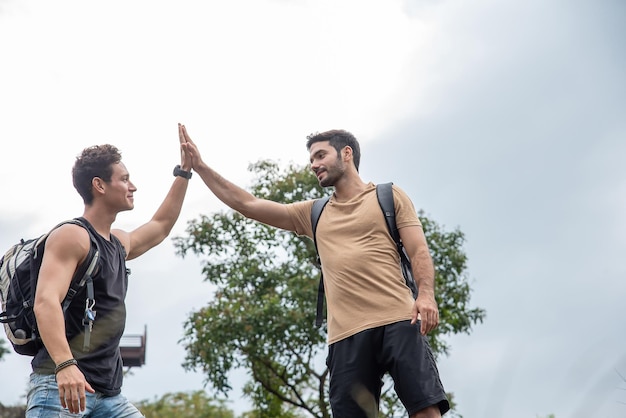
173, 165, 192, 179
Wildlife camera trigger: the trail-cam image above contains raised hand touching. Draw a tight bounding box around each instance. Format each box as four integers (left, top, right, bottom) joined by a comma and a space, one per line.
178, 123, 193, 172
178, 123, 204, 171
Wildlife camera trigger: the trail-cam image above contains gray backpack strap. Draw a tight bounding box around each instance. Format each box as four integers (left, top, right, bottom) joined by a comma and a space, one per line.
311, 196, 330, 328
63, 218, 100, 352
376, 183, 418, 298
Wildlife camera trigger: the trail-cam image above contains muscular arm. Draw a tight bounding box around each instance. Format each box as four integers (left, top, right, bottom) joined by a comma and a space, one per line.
34, 225, 89, 364
194, 161, 295, 230
399, 225, 439, 335
113, 124, 192, 260
113, 175, 190, 260
33, 224, 95, 412
180, 124, 295, 231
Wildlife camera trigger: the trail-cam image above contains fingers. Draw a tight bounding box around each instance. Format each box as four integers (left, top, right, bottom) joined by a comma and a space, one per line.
410, 301, 419, 325
420, 309, 439, 335
178, 123, 195, 147
57, 367, 91, 414
415, 298, 439, 335
181, 124, 196, 145
59, 389, 67, 409
177, 124, 204, 170
79, 389, 87, 412
178, 123, 195, 170
178, 123, 185, 145
59, 386, 83, 414
85, 381, 96, 394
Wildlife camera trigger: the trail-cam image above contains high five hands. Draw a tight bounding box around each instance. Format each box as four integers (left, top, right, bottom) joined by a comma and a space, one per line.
178, 123, 203, 171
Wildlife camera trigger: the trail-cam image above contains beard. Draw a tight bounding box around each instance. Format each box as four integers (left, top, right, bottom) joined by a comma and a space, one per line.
317, 158, 345, 187
319, 174, 333, 188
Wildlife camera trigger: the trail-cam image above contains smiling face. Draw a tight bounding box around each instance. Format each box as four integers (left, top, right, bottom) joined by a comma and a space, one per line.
309, 141, 347, 188
100, 162, 137, 212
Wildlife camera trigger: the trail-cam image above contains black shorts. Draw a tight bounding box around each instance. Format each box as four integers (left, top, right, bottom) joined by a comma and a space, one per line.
326, 320, 450, 417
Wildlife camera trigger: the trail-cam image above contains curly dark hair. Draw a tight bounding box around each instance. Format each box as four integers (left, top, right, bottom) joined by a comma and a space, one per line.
72, 144, 122, 205
306, 129, 361, 171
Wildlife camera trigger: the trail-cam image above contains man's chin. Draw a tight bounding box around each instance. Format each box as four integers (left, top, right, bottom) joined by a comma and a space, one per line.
319, 178, 333, 188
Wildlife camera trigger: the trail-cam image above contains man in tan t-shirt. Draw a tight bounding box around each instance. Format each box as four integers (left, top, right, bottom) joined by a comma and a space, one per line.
180, 124, 449, 418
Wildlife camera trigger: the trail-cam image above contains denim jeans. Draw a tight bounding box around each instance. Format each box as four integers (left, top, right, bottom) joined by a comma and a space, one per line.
26, 373, 144, 418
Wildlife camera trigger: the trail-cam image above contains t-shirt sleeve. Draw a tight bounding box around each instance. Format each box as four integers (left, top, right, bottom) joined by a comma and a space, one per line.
392, 185, 422, 229
286, 200, 316, 238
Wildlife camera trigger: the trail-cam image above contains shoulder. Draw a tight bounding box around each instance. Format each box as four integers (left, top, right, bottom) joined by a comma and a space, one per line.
45, 222, 91, 260
389, 184, 415, 205
389, 183, 408, 197
374, 182, 413, 204
48, 222, 91, 245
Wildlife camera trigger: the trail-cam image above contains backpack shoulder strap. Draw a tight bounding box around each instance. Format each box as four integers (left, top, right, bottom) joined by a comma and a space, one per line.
54, 218, 100, 352
60, 219, 100, 297
311, 196, 331, 245
376, 183, 400, 244
311, 196, 331, 328
376, 183, 418, 298
29, 219, 99, 305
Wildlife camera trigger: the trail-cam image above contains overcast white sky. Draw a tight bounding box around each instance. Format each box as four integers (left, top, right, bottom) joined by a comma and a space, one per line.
1, 0, 625, 417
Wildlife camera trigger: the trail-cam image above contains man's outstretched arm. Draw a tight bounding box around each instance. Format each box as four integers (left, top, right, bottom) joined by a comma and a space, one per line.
180, 124, 296, 232
114, 124, 192, 260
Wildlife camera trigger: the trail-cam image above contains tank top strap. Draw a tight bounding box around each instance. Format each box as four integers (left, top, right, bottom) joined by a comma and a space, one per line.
74, 217, 127, 258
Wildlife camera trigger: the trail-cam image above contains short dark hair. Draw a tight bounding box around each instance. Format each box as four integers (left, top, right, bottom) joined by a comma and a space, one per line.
72, 144, 122, 205
306, 129, 361, 171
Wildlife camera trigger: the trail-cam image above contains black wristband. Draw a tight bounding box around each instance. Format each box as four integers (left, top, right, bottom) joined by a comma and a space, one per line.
54, 358, 78, 374
173, 165, 192, 179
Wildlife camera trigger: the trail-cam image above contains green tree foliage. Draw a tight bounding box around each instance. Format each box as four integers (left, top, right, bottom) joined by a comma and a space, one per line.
137, 391, 235, 418
173, 160, 485, 418
0, 339, 9, 361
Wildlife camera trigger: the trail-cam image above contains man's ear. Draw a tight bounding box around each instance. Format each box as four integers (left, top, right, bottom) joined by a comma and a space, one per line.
92, 177, 106, 195
342, 146, 353, 162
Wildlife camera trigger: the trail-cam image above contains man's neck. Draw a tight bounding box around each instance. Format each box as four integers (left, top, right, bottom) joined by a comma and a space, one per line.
332, 176, 368, 203
82, 207, 117, 240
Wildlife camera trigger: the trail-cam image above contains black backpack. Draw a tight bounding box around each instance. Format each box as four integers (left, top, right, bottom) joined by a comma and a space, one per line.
0, 218, 100, 356
310, 182, 418, 327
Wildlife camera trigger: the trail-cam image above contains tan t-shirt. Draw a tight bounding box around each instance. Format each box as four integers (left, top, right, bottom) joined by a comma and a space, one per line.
286, 182, 422, 344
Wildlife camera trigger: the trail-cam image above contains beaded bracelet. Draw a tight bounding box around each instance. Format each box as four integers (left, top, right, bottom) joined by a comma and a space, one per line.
54, 358, 78, 374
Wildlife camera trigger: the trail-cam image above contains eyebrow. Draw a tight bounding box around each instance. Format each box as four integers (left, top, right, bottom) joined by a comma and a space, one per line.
310, 149, 325, 163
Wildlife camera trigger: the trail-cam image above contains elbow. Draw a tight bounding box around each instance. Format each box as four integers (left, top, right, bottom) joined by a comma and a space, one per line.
33, 301, 43, 320
33, 296, 56, 321
154, 224, 172, 244
235, 196, 267, 221
238, 207, 255, 220
149, 218, 178, 244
